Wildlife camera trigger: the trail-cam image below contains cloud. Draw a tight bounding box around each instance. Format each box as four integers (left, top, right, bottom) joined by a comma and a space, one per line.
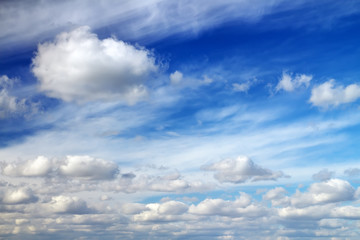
32, 26, 158, 103
59, 155, 119, 180
132, 201, 188, 222
189, 192, 267, 218
170, 71, 183, 85
309, 79, 360, 108
276, 72, 312, 92
2, 156, 52, 177
290, 179, 355, 208
203, 156, 287, 183
344, 168, 360, 177
0, 75, 36, 119
232, 82, 251, 92
312, 169, 335, 181
48, 195, 92, 214
0, 188, 38, 205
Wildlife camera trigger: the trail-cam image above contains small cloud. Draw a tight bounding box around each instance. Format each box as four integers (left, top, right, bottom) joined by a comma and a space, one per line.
170, 71, 183, 85
1, 188, 38, 205
309, 79, 360, 108
232, 82, 250, 92
59, 155, 119, 180
312, 168, 335, 181
202, 156, 287, 184
344, 168, 360, 177
2, 156, 52, 177
49, 195, 93, 214
276, 71, 312, 92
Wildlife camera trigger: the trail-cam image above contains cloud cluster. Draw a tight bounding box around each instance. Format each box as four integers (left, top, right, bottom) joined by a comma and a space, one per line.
32, 26, 158, 103
309, 79, 360, 108
2, 155, 118, 180
203, 156, 286, 183
276, 72, 312, 92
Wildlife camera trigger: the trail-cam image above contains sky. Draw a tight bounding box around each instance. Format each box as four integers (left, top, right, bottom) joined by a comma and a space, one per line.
1, 0, 360, 239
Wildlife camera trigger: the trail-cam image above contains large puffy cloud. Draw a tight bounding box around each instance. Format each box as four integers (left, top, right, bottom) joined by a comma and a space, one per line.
2, 156, 52, 177
59, 155, 119, 180
309, 79, 360, 108
290, 179, 355, 208
32, 26, 158, 103
0, 188, 38, 205
203, 156, 286, 183
276, 72, 312, 92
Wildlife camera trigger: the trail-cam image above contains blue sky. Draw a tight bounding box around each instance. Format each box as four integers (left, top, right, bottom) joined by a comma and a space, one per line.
1, 1, 360, 239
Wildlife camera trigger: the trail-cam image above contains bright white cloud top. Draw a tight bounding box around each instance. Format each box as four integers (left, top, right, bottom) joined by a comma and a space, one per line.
32, 26, 157, 103
1, 0, 360, 239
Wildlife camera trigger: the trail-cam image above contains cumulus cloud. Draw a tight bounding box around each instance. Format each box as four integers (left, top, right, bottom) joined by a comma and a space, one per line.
59, 155, 119, 180
32, 26, 158, 103
49, 195, 92, 214
312, 169, 335, 181
170, 71, 183, 85
276, 72, 312, 92
2, 156, 52, 177
0, 188, 38, 204
309, 79, 360, 108
132, 201, 188, 222
203, 156, 287, 183
290, 179, 355, 208
189, 192, 267, 218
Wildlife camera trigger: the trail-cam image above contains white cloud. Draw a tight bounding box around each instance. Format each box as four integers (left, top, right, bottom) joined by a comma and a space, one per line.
2, 156, 52, 177
233, 82, 251, 92
290, 179, 355, 208
49, 195, 92, 214
344, 168, 360, 177
32, 26, 158, 103
189, 192, 267, 218
309, 79, 360, 108
132, 201, 188, 222
203, 156, 287, 183
59, 155, 119, 180
1, 188, 38, 204
312, 169, 335, 181
170, 71, 183, 85
0, 75, 32, 119
276, 72, 312, 92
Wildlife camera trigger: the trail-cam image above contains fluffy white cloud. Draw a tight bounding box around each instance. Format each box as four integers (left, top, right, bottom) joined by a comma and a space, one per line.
276, 72, 312, 92
59, 155, 119, 180
309, 79, 360, 108
203, 156, 286, 183
0, 188, 37, 204
2, 156, 52, 177
132, 201, 188, 222
290, 179, 355, 208
32, 26, 158, 103
49, 195, 92, 214
170, 71, 183, 85
189, 192, 267, 218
